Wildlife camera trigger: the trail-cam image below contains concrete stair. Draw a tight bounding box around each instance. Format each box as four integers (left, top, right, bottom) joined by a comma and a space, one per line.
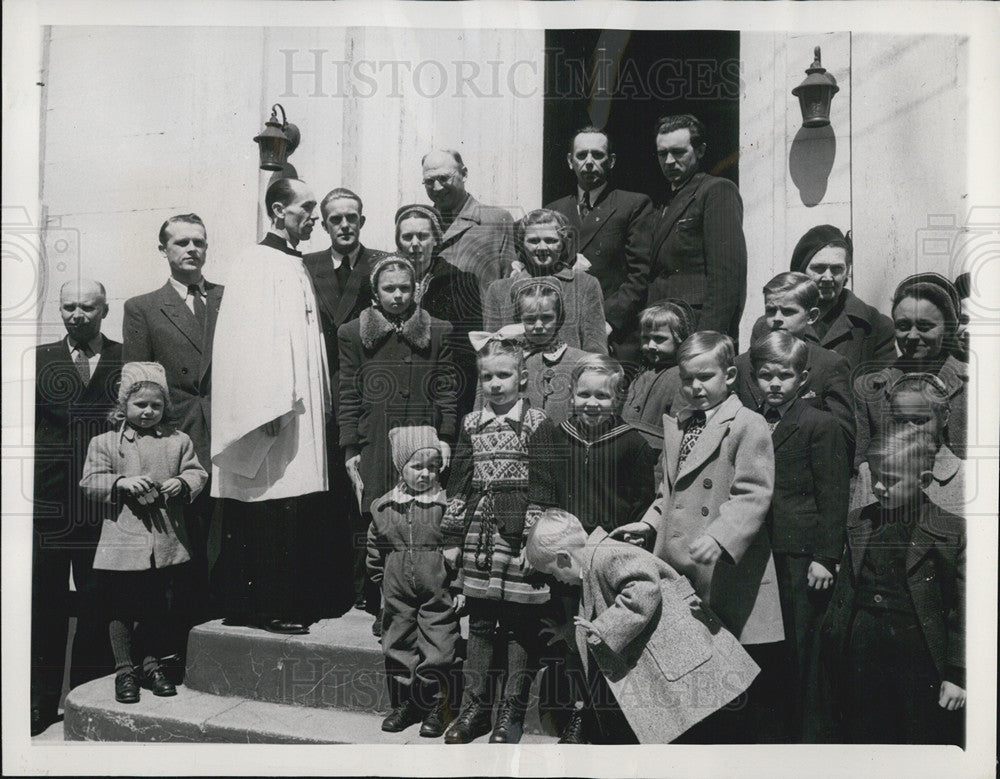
64, 610, 560, 744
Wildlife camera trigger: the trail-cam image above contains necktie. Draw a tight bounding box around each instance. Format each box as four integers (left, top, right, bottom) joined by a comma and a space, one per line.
764, 407, 781, 433
579, 191, 592, 218
73, 342, 92, 384
188, 284, 207, 327
677, 411, 706, 469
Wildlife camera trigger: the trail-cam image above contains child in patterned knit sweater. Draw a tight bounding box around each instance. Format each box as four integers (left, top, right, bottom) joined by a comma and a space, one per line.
441, 330, 550, 744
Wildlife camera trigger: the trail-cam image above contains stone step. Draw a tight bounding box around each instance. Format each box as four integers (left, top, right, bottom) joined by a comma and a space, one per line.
63, 676, 557, 745
182, 612, 562, 738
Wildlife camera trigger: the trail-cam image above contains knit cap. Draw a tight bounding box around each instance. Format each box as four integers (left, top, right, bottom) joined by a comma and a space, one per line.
369, 254, 417, 291
388, 425, 442, 473
118, 361, 169, 403
789, 225, 852, 274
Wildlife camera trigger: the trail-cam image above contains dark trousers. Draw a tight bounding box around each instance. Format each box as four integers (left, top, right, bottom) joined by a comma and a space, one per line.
774, 553, 836, 742
31, 523, 109, 712
461, 598, 544, 710
99, 564, 184, 671
582, 654, 639, 744
842, 607, 961, 745
217, 491, 339, 624
673, 640, 788, 744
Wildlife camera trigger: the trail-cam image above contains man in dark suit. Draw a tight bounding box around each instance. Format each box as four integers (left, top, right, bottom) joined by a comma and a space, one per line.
122, 213, 222, 627
546, 126, 653, 367
303, 188, 387, 612
647, 114, 747, 346
32, 279, 122, 735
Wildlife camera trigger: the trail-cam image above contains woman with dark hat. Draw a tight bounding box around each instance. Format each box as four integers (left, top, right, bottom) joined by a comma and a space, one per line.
750, 225, 895, 373
853, 273, 968, 464
395, 204, 483, 417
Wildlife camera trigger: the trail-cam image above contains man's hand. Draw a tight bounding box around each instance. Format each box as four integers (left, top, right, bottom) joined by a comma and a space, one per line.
807, 561, 835, 590
440, 441, 451, 470
159, 478, 184, 498
689, 534, 722, 564
939, 681, 966, 710
345, 454, 363, 509
264, 418, 282, 437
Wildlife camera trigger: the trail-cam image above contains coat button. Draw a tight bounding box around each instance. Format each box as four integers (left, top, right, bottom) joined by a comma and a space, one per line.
403, 355, 412, 363
873, 594, 883, 603
703, 478, 712, 489
181, 368, 188, 374
400, 389, 410, 398
701, 507, 709, 517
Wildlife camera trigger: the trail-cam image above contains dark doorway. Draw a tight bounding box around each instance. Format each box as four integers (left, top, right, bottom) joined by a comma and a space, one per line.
543, 30, 741, 207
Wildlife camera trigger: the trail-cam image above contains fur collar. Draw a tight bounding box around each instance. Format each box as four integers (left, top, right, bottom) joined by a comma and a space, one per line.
360, 306, 431, 351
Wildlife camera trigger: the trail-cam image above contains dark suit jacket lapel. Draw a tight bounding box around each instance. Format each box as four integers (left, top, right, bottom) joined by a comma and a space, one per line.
650, 173, 705, 262
306, 251, 342, 323
201, 281, 223, 381
771, 401, 802, 452
48, 338, 86, 398
577, 189, 619, 253
157, 283, 204, 354
335, 246, 374, 326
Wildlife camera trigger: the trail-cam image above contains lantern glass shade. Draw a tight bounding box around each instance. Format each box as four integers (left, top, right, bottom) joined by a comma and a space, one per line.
254, 127, 290, 171
796, 86, 833, 128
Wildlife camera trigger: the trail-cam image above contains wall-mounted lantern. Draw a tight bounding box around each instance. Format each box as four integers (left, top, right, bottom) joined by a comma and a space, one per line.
792, 47, 839, 128
253, 104, 300, 171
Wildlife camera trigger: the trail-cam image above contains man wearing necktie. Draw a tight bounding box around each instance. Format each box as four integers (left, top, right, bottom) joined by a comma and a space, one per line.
546, 127, 653, 369
123, 214, 224, 632
32, 279, 122, 735
646, 114, 748, 347
303, 188, 388, 614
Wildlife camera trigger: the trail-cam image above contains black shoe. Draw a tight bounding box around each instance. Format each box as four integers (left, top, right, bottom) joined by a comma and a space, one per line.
353, 595, 368, 611
115, 671, 141, 704
419, 694, 454, 738
489, 699, 525, 743
444, 704, 493, 744
381, 698, 424, 732
263, 618, 309, 635
558, 707, 587, 744
371, 613, 383, 638
141, 667, 177, 697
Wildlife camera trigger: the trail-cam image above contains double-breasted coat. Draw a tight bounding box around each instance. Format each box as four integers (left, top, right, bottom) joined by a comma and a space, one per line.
337, 307, 459, 513
80, 425, 208, 570
122, 282, 222, 471
646, 393, 784, 645
647, 172, 747, 343
576, 528, 760, 743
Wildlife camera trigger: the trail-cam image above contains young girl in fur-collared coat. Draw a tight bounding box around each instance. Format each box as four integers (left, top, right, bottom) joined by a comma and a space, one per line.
80, 362, 207, 704
337, 255, 460, 516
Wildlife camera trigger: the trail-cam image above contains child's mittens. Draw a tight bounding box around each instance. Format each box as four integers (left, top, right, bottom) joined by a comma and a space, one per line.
939, 681, 966, 710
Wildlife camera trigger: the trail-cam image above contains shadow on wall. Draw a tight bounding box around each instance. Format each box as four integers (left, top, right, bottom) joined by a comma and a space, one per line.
789, 125, 836, 207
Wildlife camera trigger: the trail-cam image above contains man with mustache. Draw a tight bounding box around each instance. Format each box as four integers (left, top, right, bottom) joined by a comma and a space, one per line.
303, 188, 387, 613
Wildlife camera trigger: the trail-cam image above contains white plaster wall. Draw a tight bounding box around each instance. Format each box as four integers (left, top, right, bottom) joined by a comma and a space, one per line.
37, 25, 544, 344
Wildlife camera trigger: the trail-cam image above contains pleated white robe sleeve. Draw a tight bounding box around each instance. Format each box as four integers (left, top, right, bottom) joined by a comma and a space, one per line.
210, 244, 330, 501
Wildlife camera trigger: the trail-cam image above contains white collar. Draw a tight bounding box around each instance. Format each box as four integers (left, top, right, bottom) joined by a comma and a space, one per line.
331, 245, 359, 268
479, 398, 524, 425
67, 333, 103, 355
377, 485, 447, 509
168, 276, 205, 298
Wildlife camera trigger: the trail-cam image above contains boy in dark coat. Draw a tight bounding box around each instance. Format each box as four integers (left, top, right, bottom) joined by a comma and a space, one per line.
367, 426, 459, 737
821, 427, 965, 745
750, 331, 849, 741
736, 272, 855, 455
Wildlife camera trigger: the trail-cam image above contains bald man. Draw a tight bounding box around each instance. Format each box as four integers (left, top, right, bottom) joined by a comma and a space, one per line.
421, 149, 516, 292
32, 280, 122, 735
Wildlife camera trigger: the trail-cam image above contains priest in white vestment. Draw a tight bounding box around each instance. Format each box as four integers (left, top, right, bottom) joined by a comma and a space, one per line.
211, 178, 332, 634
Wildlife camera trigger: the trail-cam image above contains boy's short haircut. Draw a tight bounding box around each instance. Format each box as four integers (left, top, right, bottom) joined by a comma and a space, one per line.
749, 330, 809, 374
476, 337, 525, 371
571, 353, 627, 405
512, 280, 565, 324
524, 508, 588, 572
762, 271, 821, 310
868, 427, 938, 473
639, 301, 693, 344
676, 331, 736, 371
